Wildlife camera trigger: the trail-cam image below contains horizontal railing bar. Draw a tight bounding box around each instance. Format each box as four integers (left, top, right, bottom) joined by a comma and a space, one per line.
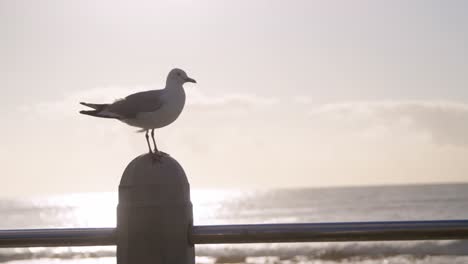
1, 220, 468, 248
191, 220, 468, 244
0, 228, 116, 248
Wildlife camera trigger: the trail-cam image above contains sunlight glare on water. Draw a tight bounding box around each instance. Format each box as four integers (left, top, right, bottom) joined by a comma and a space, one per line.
38, 192, 118, 228
191, 189, 246, 225
69, 193, 117, 227
41, 189, 245, 228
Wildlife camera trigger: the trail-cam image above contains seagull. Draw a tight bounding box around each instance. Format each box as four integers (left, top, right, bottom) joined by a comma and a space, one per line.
79, 68, 196, 157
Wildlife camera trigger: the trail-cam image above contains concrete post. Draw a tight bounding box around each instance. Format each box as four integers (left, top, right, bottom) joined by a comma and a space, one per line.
117, 153, 195, 264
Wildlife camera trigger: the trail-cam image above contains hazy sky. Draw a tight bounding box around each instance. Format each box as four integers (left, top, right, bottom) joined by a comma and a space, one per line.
1, 0, 468, 197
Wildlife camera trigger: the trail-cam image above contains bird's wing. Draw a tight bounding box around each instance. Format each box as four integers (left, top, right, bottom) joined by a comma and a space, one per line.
106, 89, 166, 119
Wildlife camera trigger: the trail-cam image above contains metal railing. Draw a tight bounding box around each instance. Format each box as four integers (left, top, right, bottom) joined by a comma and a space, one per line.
1, 220, 468, 248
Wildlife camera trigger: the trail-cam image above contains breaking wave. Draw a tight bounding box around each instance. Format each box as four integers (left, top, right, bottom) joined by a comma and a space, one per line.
1, 240, 467, 263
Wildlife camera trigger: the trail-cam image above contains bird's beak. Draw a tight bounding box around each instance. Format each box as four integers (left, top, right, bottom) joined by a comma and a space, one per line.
185, 77, 197, 83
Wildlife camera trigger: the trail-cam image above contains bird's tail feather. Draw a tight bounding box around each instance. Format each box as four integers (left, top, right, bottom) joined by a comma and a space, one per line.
80, 102, 107, 110
79, 102, 120, 119
79, 110, 118, 119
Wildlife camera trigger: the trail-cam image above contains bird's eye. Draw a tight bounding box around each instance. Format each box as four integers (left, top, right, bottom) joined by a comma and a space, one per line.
177, 72, 181, 76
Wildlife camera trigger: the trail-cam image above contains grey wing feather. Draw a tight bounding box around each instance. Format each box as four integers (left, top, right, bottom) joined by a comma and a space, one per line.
106, 90, 166, 119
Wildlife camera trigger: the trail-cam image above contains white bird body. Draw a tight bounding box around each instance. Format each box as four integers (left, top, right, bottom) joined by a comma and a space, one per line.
121, 85, 186, 129
80, 68, 196, 155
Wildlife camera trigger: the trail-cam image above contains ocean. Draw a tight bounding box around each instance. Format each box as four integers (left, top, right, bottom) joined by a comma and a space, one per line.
1, 183, 468, 264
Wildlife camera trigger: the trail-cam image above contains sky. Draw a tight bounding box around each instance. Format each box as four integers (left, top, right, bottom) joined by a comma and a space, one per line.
1, 0, 468, 197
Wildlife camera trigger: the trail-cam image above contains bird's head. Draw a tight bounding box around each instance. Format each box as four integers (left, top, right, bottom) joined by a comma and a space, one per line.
167, 68, 196, 86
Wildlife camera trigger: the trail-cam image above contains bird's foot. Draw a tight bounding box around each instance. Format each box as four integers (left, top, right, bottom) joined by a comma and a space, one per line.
151, 151, 169, 163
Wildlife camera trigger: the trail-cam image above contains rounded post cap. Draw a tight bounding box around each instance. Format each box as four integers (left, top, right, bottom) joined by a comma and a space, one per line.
119, 153, 190, 204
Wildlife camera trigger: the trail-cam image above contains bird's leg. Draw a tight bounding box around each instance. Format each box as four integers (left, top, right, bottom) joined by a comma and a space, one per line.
151, 129, 159, 153
150, 129, 168, 162
145, 130, 153, 154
